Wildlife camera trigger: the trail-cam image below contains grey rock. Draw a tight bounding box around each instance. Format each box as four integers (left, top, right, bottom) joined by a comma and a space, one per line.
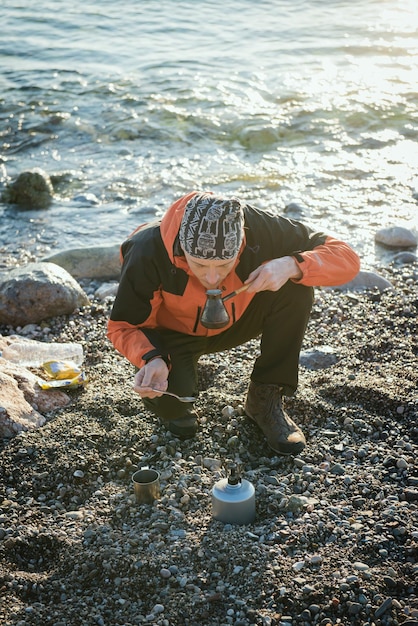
338, 270, 394, 292
95, 282, 119, 300
375, 226, 417, 248
374, 597, 393, 618
284, 202, 306, 218
299, 345, 338, 370
392, 251, 418, 265
348, 602, 362, 615
404, 488, 418, 502
286, 495, 318, 512
0, 262, 89, 325
43, 245, 121, 279
353, 561, 370, 571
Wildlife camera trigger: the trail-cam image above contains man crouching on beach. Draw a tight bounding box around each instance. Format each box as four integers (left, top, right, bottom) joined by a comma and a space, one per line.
107, 192, 360, 455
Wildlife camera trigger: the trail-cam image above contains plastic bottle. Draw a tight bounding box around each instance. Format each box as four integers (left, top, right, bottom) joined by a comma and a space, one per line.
1, 338, 84, 367
211, 464, 256, 525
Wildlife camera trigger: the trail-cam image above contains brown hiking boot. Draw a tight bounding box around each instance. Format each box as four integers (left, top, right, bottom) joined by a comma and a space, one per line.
244, 382, 306, 455
164, 410, 198, 440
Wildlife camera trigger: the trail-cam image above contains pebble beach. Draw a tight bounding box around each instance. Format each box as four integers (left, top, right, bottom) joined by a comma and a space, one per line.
0, 261, 417, 626
1, 0, 418, 622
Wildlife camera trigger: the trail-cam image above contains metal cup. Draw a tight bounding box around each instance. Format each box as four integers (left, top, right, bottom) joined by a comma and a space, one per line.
132, 467, 160, 504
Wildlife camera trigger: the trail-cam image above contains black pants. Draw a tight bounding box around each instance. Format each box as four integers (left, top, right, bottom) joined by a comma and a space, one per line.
143, 281, 314, 420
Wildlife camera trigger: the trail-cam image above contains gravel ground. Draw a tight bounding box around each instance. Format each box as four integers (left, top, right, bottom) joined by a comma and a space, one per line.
0, 263, 417, 626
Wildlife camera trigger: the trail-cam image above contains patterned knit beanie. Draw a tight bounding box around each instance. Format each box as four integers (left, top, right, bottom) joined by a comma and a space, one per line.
179, 193, 244, 259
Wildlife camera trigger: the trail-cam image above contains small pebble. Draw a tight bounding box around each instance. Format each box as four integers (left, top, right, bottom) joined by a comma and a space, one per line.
396, 457, 408, 469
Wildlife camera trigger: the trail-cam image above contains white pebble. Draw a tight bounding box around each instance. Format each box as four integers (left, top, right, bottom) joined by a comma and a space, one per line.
353, 562, 370, 571
203, 457, 222, 470
292, 561, 305, 571
65, 510, 84, 520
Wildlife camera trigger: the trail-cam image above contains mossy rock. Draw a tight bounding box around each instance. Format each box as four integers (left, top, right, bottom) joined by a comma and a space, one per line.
2, 169, 54, 209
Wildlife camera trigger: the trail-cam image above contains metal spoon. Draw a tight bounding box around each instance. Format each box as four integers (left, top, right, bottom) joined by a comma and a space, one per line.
142, 387, 196, 403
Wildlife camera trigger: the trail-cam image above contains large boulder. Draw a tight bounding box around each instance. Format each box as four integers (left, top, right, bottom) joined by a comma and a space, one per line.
1, 168, 54, 209
43, 244, 121, 279
0, 262, 90, 326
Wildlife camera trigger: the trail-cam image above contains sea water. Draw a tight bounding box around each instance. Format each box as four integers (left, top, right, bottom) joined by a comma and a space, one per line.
1, 0, 417, 268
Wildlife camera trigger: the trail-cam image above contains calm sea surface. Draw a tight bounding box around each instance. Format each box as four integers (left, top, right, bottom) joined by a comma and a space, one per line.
1, 0, 417, 268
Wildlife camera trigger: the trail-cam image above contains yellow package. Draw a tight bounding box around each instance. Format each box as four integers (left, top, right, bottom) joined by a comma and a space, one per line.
38, 371, 88, 390
42, 360, 81, 380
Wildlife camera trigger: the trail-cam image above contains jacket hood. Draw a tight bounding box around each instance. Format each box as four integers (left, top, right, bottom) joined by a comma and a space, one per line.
159, 191, 201, 264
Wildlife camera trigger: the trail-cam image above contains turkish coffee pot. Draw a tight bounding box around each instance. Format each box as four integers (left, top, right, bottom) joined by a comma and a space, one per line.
200, 283, 249, 329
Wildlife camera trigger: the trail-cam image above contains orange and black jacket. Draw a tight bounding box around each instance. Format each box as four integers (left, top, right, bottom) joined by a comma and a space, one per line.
107, 191, 360, 369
